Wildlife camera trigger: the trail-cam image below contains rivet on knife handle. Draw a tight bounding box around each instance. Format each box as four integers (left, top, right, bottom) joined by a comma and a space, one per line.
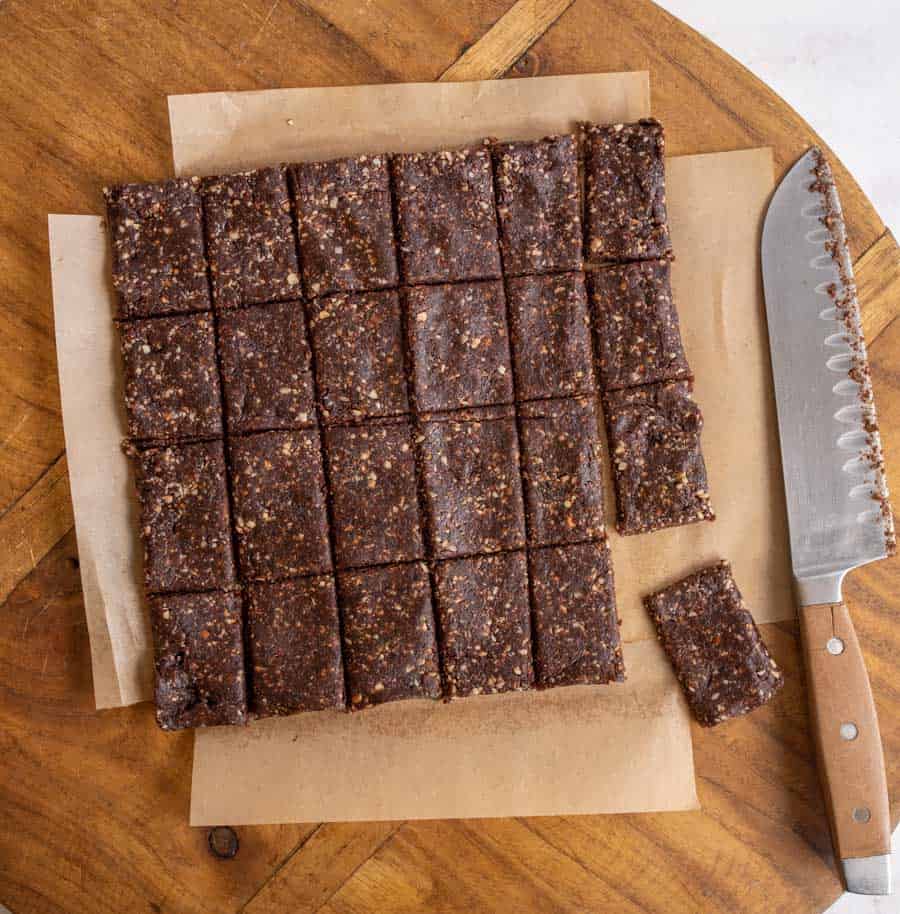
799, 602, 891, 892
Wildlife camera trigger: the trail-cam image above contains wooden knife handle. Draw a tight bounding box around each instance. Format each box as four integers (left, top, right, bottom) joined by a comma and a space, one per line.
799, 602, 891, 861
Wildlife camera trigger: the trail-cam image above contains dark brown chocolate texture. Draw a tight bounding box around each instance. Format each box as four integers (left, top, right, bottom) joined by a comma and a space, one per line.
229, 429, 332, 580
135, 440, 236, 594
529, 541, 624, 687
217, 300, 316, 434
325, 420, 424, 568
290, 154, 398, 297
104, 177, 211, 319
584, 119, 672, 262
492, 135, 582, 276
506, 271, 594, 401
392, 146, 502, 284
519, 397, 605, 547
339, 563, 442, 709
590, 260, 691, 391
644, 560, 783, 726
420, 407, 526, 559
433, 551, 534, 698
119, 312, 222, 442
309, 289, 410, 423
405, 281, 514, 413
589, 260, 690, 389
202, 167, 300, 309
150, 590, 247, 730
246, 575, 345, 716
605, 381, 714, 535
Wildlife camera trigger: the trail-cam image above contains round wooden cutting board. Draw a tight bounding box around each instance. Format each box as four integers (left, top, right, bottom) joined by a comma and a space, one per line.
1, 2, 898, 912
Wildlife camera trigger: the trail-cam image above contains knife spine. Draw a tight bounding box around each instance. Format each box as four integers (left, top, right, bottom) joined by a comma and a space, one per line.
810, 149, 896, 555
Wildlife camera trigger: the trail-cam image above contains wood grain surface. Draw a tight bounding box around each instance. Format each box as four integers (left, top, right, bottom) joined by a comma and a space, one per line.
1, 1, 898, 912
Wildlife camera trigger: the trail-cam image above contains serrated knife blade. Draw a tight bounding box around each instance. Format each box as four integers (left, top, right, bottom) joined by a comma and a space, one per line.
762, 148, 894, 895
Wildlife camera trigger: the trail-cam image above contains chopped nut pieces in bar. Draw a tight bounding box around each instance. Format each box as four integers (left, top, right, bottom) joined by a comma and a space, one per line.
519, 397, 605, 547
217, 300, 316, 434
392, 146, 502, 284
506, 272, 594, 401
229, 429, 332, 580
590, 260, 691, 391
135, 440, 236, 593
290, 154, 398, 297
246, 576, 345, 716
119, 313, 222, 442
491, 135, 582, 276
645, 560, 783, 726
325, 420, 424, 568
584, 119, 672, 262
420, 407, 526, 559
433, 551, 533, 698
150, 590, 247, 730
309, 289, 409, 423
605, 381, 714, 535
202, 167, 300, 309
529, 542, 624, 687
340, 563, 441, 709
104, 178, 211, 319
405, 281, 513, 413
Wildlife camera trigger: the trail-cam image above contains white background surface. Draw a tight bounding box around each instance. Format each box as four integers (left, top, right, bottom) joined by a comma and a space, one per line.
658, 0, 900, 237
656, 3, 900, 911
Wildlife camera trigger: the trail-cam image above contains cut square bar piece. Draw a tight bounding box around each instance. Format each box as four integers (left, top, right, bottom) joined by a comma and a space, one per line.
433, 551, 533, 698
604, 381, 714, 535
405, 281, 513, 413
229, 429, 332, 580
325, 419, 424, 568
104, 178, 210, 319
492, 135, 582, 276
529, 541, 624, 687
519, 397, 605, 547
590, 260, 691, 391
217, 300, 316, 434
644, 560, 783, 726
340, 562, 441, 709
150, 590, 247, 730
506, 272, 594, 401
246, 576, 345, 716
290, 154, 398, 296
119, 313, 222, 442
135, 440, 236, 593
202, 167, 300, 309
420, 406, 526, 559
392, 146, 501, 284
309, 289, 409, 423
584, 119, 672, 262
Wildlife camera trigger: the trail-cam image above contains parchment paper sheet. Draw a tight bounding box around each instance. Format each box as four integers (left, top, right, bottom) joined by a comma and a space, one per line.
191, 640, 694, 825
48, 72, 786, 824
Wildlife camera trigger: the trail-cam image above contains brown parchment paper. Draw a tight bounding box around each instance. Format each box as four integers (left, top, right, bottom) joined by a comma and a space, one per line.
191, 640, 694, 825
49, 215, 152, 709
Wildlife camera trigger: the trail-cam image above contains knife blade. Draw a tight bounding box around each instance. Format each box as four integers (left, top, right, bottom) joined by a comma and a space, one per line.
762, 147, 895, 895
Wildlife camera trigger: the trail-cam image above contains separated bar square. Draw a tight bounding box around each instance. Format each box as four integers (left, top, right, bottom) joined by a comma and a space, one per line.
433, 551, 533, 698
229, 429, 332, 580
217, 300, 316, 434
529, 541, 624, 687
519, 397, 605, 547
324, 418, 424, 569
119, 312, 222, 443
135, 440, 236, 594
246, 575, 345, 716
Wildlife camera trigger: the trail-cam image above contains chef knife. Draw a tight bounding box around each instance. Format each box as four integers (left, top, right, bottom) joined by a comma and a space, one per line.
762, 147, 895, 895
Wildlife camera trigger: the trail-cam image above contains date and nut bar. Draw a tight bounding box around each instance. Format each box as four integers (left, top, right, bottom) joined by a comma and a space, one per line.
644, 560, 783, 726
